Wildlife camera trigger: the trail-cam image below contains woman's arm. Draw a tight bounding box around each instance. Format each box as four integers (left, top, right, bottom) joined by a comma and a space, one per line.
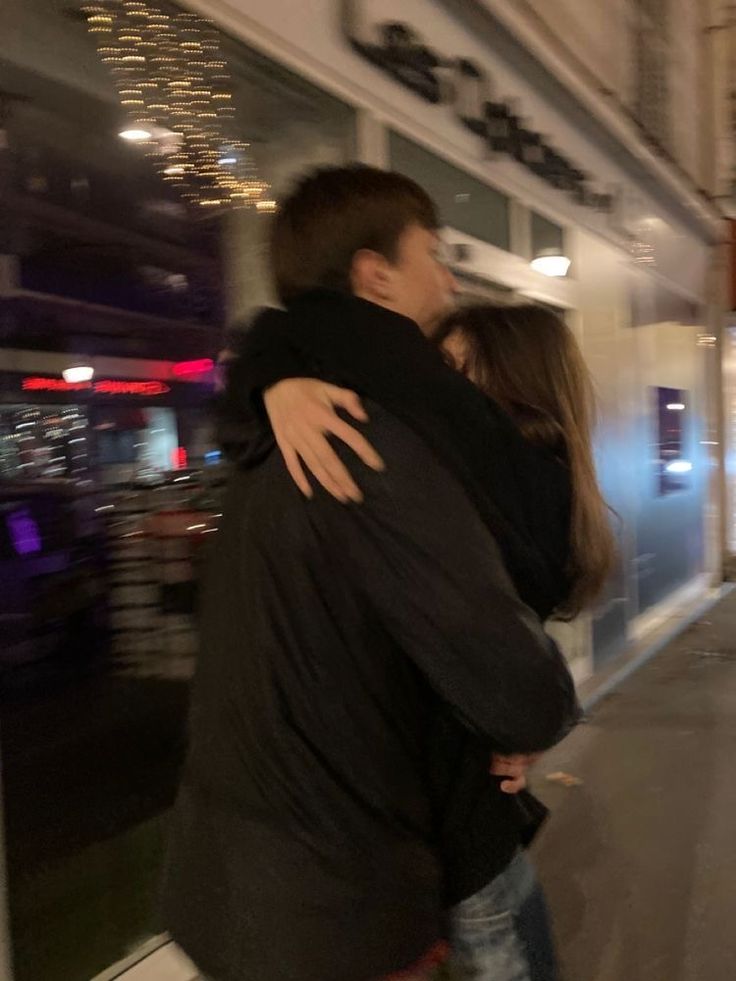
226, 309, 386, 501
263, 379, 385, 503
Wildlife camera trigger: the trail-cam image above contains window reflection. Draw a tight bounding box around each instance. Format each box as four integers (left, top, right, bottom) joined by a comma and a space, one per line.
654, 386, 690, 496
390, 131, 511, 251
0, 2, 355, 979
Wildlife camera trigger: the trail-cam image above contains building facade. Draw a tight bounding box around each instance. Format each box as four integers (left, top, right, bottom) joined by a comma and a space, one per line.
0, 1, 730, 979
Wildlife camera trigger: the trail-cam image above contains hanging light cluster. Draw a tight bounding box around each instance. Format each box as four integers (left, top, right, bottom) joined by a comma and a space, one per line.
81, 0, 275, 211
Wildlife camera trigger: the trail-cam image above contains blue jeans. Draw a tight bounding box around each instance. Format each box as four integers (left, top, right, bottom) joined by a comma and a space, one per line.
446, 852, 558, 981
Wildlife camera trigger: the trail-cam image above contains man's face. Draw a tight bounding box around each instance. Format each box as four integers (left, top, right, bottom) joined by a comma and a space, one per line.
391, 225, 459, 335
352, 224, 458, 335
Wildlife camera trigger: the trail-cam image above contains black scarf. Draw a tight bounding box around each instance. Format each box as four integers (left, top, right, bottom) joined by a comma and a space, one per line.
222, 289, 571, 621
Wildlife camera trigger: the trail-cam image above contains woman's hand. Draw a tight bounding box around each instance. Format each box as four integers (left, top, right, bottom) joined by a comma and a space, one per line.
263, 379, 385, 503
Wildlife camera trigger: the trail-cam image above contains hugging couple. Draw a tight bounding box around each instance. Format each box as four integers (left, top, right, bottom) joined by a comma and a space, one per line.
165, 164, 612, 981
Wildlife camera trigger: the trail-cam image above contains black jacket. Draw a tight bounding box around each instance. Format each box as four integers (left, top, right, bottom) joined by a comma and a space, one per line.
226, 290, 575, 901
164, 293, 578, 981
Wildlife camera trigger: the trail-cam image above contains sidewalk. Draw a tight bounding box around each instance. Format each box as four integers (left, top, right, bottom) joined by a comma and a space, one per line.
109, 590, 736, 981
534, 588, 736, 981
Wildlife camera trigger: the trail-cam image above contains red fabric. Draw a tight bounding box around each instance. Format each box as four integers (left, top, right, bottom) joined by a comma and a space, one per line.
382, 941, 450, 980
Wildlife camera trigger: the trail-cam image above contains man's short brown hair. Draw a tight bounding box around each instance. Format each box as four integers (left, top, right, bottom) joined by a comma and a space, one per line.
270, 165, 439, 305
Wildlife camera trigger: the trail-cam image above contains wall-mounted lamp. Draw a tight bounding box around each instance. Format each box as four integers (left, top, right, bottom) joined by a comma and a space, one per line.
530, 248, 571, 278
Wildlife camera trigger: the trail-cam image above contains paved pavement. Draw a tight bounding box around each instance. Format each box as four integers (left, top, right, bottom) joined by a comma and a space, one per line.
534, 589, 736, 981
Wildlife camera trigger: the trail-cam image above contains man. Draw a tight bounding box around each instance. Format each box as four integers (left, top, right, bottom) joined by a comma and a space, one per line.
164, 165, 578, 981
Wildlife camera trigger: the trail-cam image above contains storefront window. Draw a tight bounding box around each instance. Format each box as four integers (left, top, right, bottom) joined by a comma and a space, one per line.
389, 131, 511, 251
654, 386, 690, 496
0, 3, 355, 980
624, 283, 707, 623
530, 211, 565, 259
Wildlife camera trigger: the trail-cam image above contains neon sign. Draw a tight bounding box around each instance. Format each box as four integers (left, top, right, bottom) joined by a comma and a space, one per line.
23, 378, 90, 392
172, 358, 214, 377
22, 377, 171, 396
95, 380, 171, 395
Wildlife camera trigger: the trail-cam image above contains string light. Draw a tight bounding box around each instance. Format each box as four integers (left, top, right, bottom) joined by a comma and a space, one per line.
82, 0, 270, 211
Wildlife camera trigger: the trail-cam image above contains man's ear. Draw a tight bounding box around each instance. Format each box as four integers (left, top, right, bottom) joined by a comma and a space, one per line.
351, 249, 395, 302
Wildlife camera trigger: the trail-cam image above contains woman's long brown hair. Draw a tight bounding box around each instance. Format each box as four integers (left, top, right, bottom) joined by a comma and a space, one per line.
435, 303, 615, 620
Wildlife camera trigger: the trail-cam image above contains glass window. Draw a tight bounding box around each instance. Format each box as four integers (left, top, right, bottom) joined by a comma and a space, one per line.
627, 283, 708, 621
389, 132, 510, 251
530, 211, 565, 258
633, 0, 672, 148
0, 3, 355, 980
654, 386, 690, 496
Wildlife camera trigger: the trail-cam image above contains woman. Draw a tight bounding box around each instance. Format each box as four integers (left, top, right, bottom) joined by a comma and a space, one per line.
228, 301, 614, 981
436, 303, 612, 618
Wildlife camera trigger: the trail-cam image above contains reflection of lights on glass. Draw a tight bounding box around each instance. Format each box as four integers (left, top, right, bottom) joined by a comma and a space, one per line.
666, 402, 685, 411
6, 509, 42, 555
218, 156, 237, 166
665, 460, 693, 474
172, 358, 214, 377
63, 365, 94, 384
118, 127, 153, 142
256, 200, 277, 213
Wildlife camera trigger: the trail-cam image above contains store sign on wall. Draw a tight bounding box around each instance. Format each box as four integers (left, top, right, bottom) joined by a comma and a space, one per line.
342, 0, 614, 213
22, 377, 171, 396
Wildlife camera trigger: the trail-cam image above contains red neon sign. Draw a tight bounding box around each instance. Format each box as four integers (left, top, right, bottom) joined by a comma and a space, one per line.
172, 358, 214, 378
23, 377, 90, 392
22, 377, 171, 396
171, 447, 188, 470
94, 380, 170, 395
